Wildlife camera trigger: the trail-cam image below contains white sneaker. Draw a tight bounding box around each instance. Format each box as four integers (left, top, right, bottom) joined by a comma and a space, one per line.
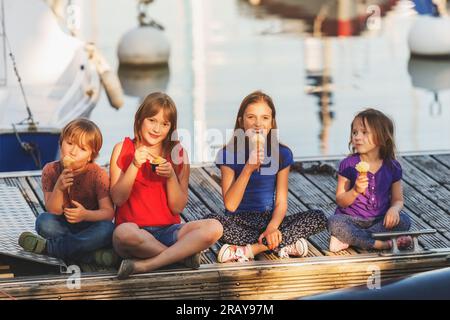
329, 236, 349, 253
278, 238, 308, 258
217, 244, 252, 263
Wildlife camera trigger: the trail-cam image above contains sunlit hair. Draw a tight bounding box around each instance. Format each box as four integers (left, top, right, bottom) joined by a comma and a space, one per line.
349, 108, 397, 161
225, 90, 285, 162
232, 90, 277, 131
134, 92, 179, 156
59, 118, 103, 162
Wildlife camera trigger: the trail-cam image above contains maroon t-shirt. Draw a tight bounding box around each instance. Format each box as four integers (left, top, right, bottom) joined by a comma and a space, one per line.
42, 161, 110, 211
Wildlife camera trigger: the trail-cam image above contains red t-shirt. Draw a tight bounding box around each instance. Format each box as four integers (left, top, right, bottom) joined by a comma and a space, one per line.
115, 137, 184, 227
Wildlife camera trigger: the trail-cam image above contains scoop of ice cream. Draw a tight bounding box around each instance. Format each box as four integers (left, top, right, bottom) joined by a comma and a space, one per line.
151, 156, 166, 165
250, 133, 265, 146
355, 161, 370, 173
62, 156, 75, 169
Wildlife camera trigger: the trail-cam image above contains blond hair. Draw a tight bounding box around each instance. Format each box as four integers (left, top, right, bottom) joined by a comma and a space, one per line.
59, 118, 103, 161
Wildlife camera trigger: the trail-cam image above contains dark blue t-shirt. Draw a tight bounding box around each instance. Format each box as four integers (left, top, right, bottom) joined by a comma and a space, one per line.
216, 144, 294, 214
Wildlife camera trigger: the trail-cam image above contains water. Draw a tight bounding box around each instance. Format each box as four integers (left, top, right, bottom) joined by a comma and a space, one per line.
75, 0, 450, 166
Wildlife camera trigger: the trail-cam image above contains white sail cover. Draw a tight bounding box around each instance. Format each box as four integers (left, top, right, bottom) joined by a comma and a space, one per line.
0, 0, 99, 131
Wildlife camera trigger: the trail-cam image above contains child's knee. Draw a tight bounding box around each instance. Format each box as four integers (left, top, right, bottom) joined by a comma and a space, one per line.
327, 215, 350, 235
398, 213, 411, 230
35, 212, 65, 238
113, 223, 142, 247
94, 221, 115, 243
199, 219, 223, 244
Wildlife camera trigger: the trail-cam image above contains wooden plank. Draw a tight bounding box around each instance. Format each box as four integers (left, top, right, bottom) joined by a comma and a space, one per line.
400, 157, 450, 212
0, 263, 13, 279
1, 251, 449, 300
189, 168, 224, 213
287, 169, 358, 256
404, 155, 450, 192
183, 190, 220, 262
0, 177, 44, 217
26, 176, 46, 210
432, 154, 450, 170
202, 166, 324, 257
401, 182, 450, 244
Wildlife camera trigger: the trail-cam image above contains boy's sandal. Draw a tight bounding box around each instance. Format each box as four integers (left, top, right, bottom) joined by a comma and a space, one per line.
94, 249, 121, 268
18, 232, 46, 254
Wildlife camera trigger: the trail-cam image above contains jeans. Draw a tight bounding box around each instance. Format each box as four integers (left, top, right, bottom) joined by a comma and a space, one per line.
35, 212, 115, 263
328, 212, 411, 249
142, 224, 183, 247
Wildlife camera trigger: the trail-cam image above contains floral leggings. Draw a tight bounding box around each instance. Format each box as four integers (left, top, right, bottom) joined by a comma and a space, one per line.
205, 210, 327, 248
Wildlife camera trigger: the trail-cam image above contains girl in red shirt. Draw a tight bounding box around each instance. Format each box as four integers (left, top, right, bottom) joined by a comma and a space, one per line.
110, 92, 223, 279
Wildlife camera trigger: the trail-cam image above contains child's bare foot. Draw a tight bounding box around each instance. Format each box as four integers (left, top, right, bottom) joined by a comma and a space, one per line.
329, 236, 349, 252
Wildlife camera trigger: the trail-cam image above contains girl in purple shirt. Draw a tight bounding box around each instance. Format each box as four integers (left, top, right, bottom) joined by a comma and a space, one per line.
328, 109, 411, 252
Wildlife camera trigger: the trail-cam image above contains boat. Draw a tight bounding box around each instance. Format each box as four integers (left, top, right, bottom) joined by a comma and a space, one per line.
0, 0, 101, 172
243, 0, 399, 36
408, 56, 450, 116
408, 0, 450, 56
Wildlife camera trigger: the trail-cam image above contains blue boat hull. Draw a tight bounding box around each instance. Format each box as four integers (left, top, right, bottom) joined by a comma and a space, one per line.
0, 131, 60, 172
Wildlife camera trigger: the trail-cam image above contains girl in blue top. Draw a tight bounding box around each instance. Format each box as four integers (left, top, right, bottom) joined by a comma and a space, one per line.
206, 91, 327, 262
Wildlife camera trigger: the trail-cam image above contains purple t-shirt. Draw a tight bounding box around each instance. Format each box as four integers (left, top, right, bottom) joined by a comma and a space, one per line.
335, 154, 402, 219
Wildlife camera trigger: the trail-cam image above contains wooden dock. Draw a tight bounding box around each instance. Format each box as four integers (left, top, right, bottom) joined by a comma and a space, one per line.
1, 153, 450, 299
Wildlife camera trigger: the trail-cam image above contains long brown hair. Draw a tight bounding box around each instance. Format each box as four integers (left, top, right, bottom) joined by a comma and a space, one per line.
225, 90, 285, 160
232, 90, 277, 131
134, 92, 178, 156
349, 108, 397, 162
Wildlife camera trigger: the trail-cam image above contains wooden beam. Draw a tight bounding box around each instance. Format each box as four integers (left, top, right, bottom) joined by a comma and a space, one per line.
1, 250, 448, 300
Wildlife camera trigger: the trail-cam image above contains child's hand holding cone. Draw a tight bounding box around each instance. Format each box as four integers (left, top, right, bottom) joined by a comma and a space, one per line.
249, 131, 265, 172
58, 156, 75, 205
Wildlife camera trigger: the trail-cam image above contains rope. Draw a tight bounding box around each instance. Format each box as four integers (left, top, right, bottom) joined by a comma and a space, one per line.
0, 0, 37, 127
12, 123, 43, 169
137, 0, 164, 30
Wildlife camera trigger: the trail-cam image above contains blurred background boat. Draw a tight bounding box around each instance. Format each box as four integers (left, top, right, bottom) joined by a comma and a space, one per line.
0, 0, 122, 172
408, 0, 450, 56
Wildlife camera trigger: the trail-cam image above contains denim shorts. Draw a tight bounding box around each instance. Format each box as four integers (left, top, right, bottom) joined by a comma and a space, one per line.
142, 224, 183, 247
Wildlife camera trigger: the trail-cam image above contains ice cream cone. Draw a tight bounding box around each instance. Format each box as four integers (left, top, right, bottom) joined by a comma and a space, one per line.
355, 161, 369, 195
250, 132, 265, 172
150, 156, 166, 172
62, 156, 75, 169
355, 161, 370, 175
62, 156, 75, 200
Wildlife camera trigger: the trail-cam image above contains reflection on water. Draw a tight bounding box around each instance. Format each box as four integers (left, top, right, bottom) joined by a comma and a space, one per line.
118, 65, 170, 100
238, 0, 399, 36
85, 0, 450, 165
408, 57, 450, 117
304, 38, 335, 155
